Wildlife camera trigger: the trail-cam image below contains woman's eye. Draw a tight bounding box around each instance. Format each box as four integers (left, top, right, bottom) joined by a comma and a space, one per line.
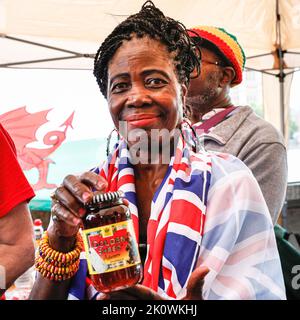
111, 82, 129, 93
145, 78, 167, 88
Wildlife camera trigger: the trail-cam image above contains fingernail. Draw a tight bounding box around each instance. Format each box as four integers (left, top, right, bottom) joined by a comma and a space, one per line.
97, 182, 107, 190
73, 217, 81, 225
78, 208, 86, 217
82, 192, 91, 202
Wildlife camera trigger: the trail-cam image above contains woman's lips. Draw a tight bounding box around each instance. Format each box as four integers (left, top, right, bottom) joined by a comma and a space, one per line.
123, 114, 161, 127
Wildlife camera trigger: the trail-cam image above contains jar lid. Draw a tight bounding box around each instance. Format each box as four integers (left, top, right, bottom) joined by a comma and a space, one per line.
86, 190, 124, 208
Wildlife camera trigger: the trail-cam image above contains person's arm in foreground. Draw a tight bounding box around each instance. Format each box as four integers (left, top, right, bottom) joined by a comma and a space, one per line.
0, 202, 35, 296
0, 124, 35, 296
198, 153, 286, 300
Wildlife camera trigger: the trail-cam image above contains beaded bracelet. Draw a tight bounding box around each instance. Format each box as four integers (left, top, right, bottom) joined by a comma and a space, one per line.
35, 256, 80, 275
38, 248, 80, 267
35, 258, 80, 282
38, 232, 82, 264
35, 231, 83, 281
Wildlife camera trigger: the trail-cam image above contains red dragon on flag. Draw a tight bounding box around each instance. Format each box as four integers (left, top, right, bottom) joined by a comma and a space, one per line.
0, 106, 74, 191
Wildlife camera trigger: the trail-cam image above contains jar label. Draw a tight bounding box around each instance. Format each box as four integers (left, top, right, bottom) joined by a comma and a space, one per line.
82, 219, 141, 275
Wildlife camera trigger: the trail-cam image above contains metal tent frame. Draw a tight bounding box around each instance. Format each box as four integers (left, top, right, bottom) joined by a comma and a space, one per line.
244, 0, 300, 138
0, 33, 95, 69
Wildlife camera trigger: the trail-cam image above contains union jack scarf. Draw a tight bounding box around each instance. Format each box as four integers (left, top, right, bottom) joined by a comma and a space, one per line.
68, 126, 212, 300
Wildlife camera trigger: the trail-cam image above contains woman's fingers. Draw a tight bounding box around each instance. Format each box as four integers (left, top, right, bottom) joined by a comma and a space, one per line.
54, 186, 86, 218
63, 174, 93, 204
49, 171, 110, 239
96, 285, 163, 300
121, 284, 163, 300
183, 266, 210, 300
63, 172, 108, 205
79, 171, 108, 191
51, 202, 81, 227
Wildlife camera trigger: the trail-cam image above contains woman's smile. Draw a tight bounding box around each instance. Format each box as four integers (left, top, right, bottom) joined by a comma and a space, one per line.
122, 113, 162, 128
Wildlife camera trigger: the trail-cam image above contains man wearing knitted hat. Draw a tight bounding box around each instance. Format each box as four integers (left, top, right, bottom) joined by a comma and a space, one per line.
186, 26, 287, 224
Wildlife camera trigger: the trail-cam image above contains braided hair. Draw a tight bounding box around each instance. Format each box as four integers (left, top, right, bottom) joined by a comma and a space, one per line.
93, 1, 201, 98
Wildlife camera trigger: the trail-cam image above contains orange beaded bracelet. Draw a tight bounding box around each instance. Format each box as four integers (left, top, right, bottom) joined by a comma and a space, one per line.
38, 232, 82, 263
35, 231, 83, 281
35, 256, 80, 275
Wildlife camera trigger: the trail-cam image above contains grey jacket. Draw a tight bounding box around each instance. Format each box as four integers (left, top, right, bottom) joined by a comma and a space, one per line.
202, 106, 287, 224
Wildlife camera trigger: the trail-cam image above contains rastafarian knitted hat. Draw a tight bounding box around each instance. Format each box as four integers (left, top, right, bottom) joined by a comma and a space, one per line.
189, 26, 246, 85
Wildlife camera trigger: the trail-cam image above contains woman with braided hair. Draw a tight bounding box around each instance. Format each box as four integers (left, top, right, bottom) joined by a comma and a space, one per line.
30, 1, 285, 300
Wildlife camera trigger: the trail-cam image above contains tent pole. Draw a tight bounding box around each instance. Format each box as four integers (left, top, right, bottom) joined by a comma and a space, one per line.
276, 0, 285, 138
276, 0, 288, 228
279, 73, 285, 136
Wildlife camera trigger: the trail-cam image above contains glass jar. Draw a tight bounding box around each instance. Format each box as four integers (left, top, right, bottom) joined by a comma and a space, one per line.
82, 191, 142, 293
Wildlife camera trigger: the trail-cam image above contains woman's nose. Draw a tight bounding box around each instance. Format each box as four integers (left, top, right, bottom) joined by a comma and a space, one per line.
125, 87, 152, 108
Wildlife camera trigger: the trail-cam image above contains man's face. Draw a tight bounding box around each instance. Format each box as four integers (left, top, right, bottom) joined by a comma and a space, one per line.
186, 47, 223, 108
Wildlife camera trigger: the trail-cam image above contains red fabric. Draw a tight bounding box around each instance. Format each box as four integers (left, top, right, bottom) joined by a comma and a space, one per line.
195, 106, 237, 133
0, 123, 35, 217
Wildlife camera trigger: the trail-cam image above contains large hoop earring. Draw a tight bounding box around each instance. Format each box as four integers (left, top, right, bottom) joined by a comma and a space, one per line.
180, 119, 205, 153
106, 128, 120, 156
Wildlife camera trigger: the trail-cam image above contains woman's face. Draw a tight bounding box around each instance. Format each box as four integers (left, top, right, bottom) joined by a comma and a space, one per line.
106, 36, 187, 146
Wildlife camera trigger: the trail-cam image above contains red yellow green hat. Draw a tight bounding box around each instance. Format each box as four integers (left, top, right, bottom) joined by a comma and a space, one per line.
189, 26, 246, 85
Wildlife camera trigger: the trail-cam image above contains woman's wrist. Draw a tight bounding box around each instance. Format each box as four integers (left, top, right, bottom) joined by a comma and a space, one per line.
47, 226, 77, 253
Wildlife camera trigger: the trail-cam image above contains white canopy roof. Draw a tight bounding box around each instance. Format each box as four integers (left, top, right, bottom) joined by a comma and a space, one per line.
1, 0, 300, 136
1, 0, 300, 69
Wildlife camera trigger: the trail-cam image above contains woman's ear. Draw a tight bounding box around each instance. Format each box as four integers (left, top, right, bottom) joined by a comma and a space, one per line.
181, 83, 187, 97
181, 83, 187, 106
220, 66, 235, 88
